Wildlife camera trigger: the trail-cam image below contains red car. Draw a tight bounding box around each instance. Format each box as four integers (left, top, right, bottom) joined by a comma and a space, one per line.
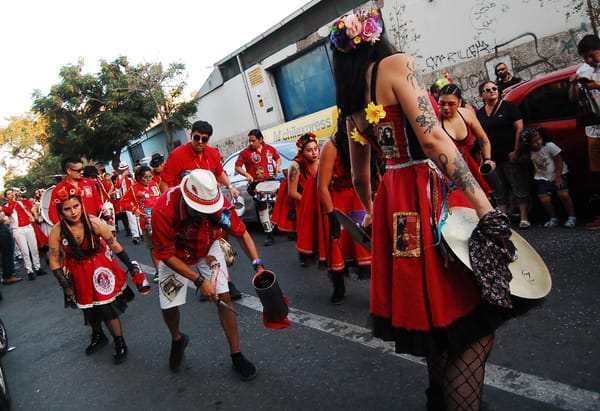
503, 65, 598, 217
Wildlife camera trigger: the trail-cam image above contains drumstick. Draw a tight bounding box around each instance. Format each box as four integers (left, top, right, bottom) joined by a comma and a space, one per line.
216, 299, 240, 316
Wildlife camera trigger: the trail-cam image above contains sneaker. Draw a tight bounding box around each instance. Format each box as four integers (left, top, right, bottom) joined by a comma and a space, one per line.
27, 272, 36, 281
153, 272, 160, 283
584, 218, 600, 230
2, 276, 23, 285
169, 333, 189, 372
231, 352, 257, 381
543, 218, 559, 228
36, 268, 47, 276
228, 281, 242, 300
518, 220, 531, 229
264, 233, 274, 246
132, 237, 141, 245
564, 217, 576, 228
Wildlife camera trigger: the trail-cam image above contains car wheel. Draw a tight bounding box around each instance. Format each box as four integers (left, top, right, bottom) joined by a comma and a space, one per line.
0, 361, 10, 411
0, 319, 6, 358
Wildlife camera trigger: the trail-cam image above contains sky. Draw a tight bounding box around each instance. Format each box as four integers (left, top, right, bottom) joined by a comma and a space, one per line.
0, 0, 310, 127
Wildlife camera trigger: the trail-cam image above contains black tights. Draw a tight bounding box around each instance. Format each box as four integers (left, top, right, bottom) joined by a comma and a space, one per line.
426, 334, 494, 411
89, 316, 122, 338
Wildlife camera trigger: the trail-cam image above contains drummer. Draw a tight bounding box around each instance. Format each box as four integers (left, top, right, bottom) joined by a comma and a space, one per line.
151, 169, 263, 380
234, 129, 282, 246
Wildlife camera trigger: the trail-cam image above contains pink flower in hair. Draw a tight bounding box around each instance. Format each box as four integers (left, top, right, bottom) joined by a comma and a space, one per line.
343, 14, 363, 38
362, 17, 382, 42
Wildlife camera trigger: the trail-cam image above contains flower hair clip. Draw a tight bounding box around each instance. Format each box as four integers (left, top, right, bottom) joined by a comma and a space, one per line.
296, 132, 317, 151
330, 8, 383, 53
53, 186, 82, 204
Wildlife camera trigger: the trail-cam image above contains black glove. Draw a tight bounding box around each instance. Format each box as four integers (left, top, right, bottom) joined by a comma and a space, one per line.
328, 212, 341, 239
116, 250, 136, 273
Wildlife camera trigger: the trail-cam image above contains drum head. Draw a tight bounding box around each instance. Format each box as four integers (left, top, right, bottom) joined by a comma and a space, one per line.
441, 207, 552, 299
40, 186, 55, 225
255, 180, 280, 193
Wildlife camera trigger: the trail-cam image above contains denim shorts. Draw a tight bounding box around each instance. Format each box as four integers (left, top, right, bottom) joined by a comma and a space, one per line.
535, 175, 570, 197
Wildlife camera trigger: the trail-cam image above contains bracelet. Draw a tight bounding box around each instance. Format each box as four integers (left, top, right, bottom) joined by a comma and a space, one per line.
227, 185, 233, 189
364, 213, 372, 219
252, 258, 264, 270
483, 157, 492, 161
193, 276, 205, 289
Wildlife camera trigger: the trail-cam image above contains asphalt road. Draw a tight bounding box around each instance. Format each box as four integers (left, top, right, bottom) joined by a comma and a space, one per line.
0, 221, 598, 411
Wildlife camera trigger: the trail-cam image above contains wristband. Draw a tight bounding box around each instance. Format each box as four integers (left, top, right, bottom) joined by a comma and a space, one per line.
193, 276, 205, 289
483, 157, 492, 161
252, 258, 264, 270
364, 213, 372, 219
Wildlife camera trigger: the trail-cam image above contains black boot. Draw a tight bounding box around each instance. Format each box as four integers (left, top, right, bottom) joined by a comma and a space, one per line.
330, 270, 346, 305
85, 331, 109, 355
264, 232, 274, 246
113, 336, 128, 364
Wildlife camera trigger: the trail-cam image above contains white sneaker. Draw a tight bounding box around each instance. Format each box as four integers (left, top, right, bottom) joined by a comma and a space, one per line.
543, 218, 559, 228
564, 217, 576, 228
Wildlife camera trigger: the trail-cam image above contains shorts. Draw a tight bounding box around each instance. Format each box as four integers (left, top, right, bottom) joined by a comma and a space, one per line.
588, 136, 600, 172
535, 175, 570, 197
158, 239, 229, 310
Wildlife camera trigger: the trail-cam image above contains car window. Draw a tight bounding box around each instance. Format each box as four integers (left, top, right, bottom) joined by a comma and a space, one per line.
518, 78, 578, 123
222, 151, 239, 177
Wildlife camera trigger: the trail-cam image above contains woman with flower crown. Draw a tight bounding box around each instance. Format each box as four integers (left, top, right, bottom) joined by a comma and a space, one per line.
330, 7, 512, 411
48, 186, 150, 364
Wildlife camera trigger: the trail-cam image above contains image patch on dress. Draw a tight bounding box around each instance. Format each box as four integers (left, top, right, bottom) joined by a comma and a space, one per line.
376, 122, 399, 159
393, 212, 421, 257
160, 274, 185, 302
93, 266, 116, 295
254, 166, 265, 180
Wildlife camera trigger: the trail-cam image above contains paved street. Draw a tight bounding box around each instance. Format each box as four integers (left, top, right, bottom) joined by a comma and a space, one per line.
0, 222, 598, 410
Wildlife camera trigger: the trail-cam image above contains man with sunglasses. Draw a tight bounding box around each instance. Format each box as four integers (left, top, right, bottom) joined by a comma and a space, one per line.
494, 62, 522, 96
159, 120, 240, 200
48, 158, 103, 225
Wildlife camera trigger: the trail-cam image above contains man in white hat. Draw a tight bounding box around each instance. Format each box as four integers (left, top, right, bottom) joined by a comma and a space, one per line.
150, 169, 263, 380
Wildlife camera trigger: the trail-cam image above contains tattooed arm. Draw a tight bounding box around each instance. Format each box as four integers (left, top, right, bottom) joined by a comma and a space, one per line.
287, 160, 303, 201
388, 55, 493, 218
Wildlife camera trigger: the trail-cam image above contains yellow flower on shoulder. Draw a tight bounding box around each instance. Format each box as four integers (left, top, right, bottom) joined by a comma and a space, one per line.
350, 127, 368, 146
365, 101, 386, 125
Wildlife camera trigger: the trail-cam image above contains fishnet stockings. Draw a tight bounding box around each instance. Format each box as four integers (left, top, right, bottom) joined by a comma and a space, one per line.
426, 334, 494, 411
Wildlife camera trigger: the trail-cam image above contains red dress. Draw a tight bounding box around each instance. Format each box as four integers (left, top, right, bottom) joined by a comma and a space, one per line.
368, 104, 498, 356
441, 112, 491, 194
271, 178, 296, 232
317, 138, 371, 271
293, 157, 319, 256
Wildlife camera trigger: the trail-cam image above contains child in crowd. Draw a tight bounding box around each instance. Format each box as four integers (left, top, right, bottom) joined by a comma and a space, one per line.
521, 127, 577, 228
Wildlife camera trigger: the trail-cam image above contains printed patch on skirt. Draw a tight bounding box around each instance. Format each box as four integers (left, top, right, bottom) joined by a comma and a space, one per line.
93, 266, 116, 295
393, 211, 421, 257
160, 274, 185, 302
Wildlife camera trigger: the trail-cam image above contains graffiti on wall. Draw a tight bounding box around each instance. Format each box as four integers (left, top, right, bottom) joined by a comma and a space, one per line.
424, 39, 492, 71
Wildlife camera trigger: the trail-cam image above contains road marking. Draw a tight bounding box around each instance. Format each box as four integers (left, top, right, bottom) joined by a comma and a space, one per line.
140, 264, 598, 411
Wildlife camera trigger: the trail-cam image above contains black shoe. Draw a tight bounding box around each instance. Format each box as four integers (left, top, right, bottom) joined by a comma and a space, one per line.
132, 237, 140, 245
113, 336, 128, 364
27, 272, 36, 281
330, 271, 346, 305
85, 331, 109, 355
264, 233, 274, 246
36, 268, 47, 276
228, 281, 242, 300
298, 253, 308, 267
169, 333, 189, 372
231, 352, 257, 381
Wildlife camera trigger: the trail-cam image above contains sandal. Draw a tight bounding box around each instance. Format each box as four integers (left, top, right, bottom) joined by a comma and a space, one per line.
519, 220, 531, 229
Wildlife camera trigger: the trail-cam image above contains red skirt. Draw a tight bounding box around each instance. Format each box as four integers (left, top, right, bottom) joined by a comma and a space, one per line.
64, 241, 129, 309
318, 187, 371, 271
295, 175, 320, 255
271, 179, 296, 232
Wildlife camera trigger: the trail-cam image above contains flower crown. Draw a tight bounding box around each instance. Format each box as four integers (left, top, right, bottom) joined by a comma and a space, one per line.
53, 186, 82, 204
296, 132, 317, 151
330, 8, 383, 53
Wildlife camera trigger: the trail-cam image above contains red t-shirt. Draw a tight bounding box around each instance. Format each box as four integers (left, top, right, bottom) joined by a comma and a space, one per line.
151, 188, 246, 264
234, 144, 281, 181
160, 143, 224, 188
2, 200, 32, 227
48, 178, 103, 224
120, 181, 161, 230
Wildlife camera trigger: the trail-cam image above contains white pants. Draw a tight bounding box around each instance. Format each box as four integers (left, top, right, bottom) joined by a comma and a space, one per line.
12, 225, 40, 274
158, 240, 229, 309
125, 211, 141, 238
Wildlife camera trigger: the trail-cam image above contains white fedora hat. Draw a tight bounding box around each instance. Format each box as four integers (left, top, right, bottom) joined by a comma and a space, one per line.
441, 207, 552, 299
180, 169, 224, 214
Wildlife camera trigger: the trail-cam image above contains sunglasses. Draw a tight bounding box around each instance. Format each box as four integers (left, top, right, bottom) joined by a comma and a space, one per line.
70, 168, 84, 173
484, 86, 498, 93
192, 134, 210, 143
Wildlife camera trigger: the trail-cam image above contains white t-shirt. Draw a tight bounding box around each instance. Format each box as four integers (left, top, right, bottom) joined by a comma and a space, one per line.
531, 142, 568, 181
577, 63, 600, 138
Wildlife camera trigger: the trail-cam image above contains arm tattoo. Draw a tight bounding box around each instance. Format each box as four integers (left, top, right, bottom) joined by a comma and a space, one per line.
406, 59, 425, 90
49, 247, 60, 257
288, 164, 299, 182
437, 150, 480, 194
415, 96, 437, 134
105, 236, 115, 245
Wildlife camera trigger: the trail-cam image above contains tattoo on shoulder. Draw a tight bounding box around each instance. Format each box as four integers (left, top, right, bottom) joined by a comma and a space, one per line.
406, 59, 425, 90
437, 150, 479, 194
288, 165, 299, 181
415, 96, 437, 133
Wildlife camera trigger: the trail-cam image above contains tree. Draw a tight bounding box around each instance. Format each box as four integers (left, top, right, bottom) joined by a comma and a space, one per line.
127, 62, 198, 153
32, 57, 158, 165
